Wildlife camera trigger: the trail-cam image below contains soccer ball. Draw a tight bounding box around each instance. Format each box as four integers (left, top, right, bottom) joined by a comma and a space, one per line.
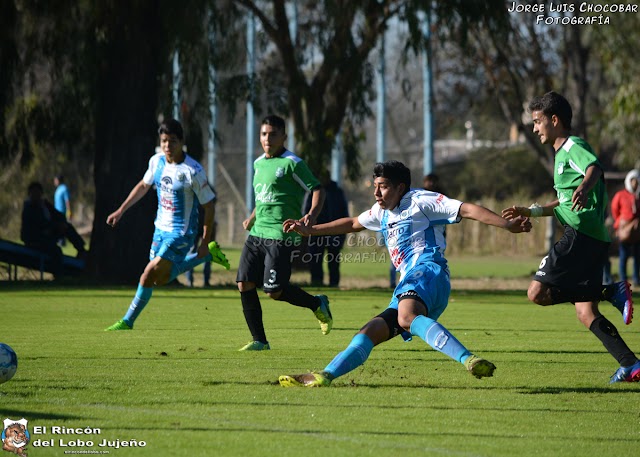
0, 343, 18, 384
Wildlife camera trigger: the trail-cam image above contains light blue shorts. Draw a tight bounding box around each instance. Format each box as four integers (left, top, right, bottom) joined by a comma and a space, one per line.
150, 230, 194, 263
388, 259, 451, 321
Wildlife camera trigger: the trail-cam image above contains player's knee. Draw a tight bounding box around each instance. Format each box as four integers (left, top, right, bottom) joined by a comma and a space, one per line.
396, 312, 414, 331
265, 290, 282, 300
237, 281, 255, 293
527, 284, 547, 306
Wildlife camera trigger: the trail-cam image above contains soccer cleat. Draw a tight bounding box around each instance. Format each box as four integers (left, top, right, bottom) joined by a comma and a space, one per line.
608, 281, 633, 325
313, 295, 333, 335
464, 355, 496, 379
609, 359, 640, 383
238, 341, 270, 351
104, 319, 132, 331
208, 241, 230, 270
279, 371, 332, 387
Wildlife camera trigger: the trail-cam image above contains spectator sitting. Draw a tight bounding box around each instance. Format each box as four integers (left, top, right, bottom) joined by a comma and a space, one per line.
21, 181, 86, 275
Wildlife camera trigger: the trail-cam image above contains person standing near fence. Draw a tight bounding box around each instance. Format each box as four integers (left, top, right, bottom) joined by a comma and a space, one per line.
236, 114, 332, 351
611, 169, 640, 287
53, 175, 71, 246
305, 170, 349, 287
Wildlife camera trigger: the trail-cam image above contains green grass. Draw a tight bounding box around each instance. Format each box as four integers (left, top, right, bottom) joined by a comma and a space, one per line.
1, 283, 639, 457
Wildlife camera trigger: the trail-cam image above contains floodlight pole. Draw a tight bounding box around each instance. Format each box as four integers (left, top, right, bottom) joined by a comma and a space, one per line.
376, 31, 386, 163
207, 23, 217, 187
422, 12, 434, 176
246, 13, 256, 217
172, 51, 181, 121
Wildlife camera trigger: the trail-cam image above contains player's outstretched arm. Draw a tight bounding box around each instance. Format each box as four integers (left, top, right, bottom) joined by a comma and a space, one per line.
460, 202, 532, 233
106, 180, 151, 227
283, 217, 365, 236
502, 200, 558, 220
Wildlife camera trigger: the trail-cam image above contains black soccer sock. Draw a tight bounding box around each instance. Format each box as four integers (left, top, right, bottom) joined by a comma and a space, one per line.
240, 289, 267, 343
600, 284, 615, 301
549, 286, 599, 305
589, 315, 637, 366
276, 284, 320, 311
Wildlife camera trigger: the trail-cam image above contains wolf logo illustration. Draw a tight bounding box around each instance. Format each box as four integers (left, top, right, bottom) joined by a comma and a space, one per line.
2, 419, 29, 456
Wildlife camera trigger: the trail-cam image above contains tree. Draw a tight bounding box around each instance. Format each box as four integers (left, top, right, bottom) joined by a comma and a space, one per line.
1, 0, 510, 282
211, 0, 509, 178
466, 3, 640, 173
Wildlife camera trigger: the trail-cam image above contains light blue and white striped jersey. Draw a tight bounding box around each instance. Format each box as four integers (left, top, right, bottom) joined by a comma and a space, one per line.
358, 189, 463, 280
142, 152, 215, 236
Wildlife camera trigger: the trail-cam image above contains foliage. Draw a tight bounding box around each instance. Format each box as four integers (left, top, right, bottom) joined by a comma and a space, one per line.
441, 145, 553, 201
209, 0, 511, 173
464, 4, 640, 174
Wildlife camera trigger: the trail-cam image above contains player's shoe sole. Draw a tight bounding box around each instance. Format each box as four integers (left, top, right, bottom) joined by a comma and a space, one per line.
464, 355, 496, 379
238, 341, 270, 351
208, 241, 231, 270
104, 319, 132, 331
279, 372, 331, 387
313, 295, 333, 335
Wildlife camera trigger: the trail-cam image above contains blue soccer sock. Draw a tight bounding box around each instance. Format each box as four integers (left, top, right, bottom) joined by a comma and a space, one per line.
169, 253, 212, 282
409, 315, 471, 364
123, 284, 153, 327
324, 333, 374, 379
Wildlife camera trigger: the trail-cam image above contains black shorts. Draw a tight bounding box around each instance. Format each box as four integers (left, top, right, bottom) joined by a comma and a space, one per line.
236, 235, 299, 293
534, 225, 608, 292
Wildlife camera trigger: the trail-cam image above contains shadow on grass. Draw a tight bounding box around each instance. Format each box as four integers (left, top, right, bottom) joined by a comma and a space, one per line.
0, 409, 84, 421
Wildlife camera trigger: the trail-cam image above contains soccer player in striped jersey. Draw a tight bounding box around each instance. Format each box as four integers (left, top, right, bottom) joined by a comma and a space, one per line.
279, 160, 531, 387
105, 119, 229, 331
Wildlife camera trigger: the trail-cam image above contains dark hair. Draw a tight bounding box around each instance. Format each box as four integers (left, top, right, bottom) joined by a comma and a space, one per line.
260, 114, 286, 132
528, 91, 572, 130
373, 160, 411, 190
158, 118, 184, 140
28, 181, 43, 193
55, 175, 65, 183
423, 173, 444, 193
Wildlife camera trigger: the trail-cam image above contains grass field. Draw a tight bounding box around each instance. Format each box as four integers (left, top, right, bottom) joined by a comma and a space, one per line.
1, 259, 639, 457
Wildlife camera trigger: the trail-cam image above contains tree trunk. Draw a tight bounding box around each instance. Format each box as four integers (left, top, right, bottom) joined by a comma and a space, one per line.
88, 3, 163, 283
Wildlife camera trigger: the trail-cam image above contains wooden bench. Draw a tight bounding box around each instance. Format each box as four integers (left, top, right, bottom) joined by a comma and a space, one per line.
0, 239, 85, 280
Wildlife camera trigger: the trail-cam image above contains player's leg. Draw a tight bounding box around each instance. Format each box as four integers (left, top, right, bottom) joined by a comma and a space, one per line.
236, 237, 269, 350
105, 256, 165, 331
327, 238, 343, 287
574, 300, 640, 383
123, 257, 173, 326
106, 232, 186, 331
530, 227, 632, 322
307, 237, 324, 286
279, 314, 392, 387
618, 242, 630, 283
265, 240, 332, 335
203, 260, 211, 287
397, 261, 495, 378
170, 241, 229, 278
633, 243, 640, 286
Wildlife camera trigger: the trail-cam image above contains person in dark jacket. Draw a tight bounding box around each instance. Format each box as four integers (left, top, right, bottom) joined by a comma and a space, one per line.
305, 170, 349, 287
